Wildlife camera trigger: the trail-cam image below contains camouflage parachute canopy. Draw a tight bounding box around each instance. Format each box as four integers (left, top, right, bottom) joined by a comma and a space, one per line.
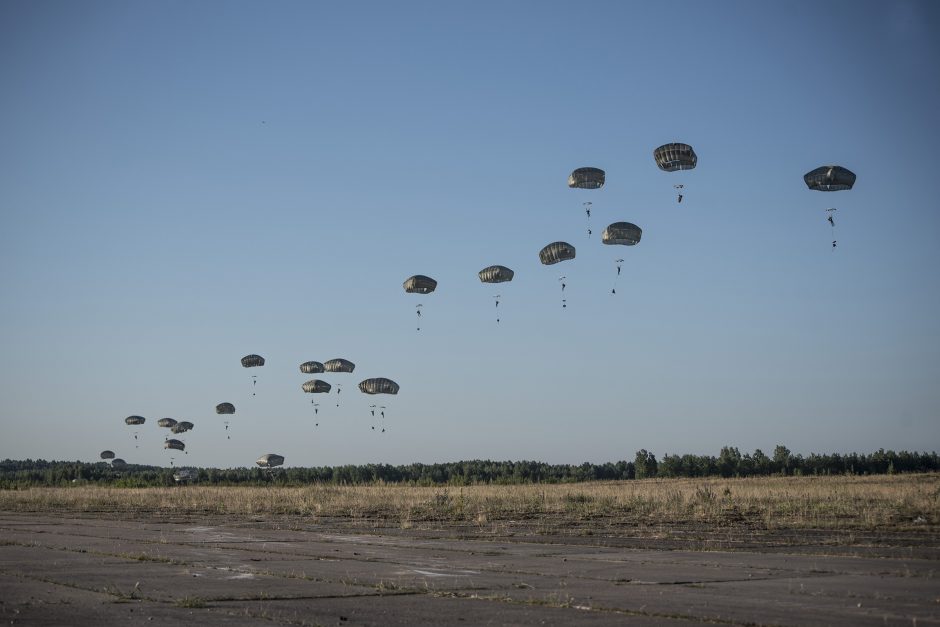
100, 450, 115, 460
171, 421, 194, 434
539, 242, 576, 265
323, 358, 355, 373
173, 468, 197, 482
125, 415, 146, 426
111, 458, 127, 468
216, 402, 235, 415
241, 354, 265, 368
478, 265, 514, 284
602, 222, 643, 246
300, 361, 324, 374
302, 379, 331, 393
157, 418, 178, 428
654, 143, 697, 172
567, 167, 606, 189
164, 439, 185, 451
358, 377, 400, 395
403, 275, 437, 294
804, 165, 856, 191
256, 453, 285, 468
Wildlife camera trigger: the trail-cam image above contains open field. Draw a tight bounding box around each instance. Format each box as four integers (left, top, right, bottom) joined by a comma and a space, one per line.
1, 475, 938, 625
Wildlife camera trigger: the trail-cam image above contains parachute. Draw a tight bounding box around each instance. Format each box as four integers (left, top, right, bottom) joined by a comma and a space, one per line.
256, 453, 285, 469
539, 242, 576, 265
323, 358, 355, 373
300, 361, 325, 374
157, 418, 178, 428
359, 378, 399, 432
404, 275, 437, 331
358, 378, 400, 395
602, 223, 642, 294
539, 242, 576, 308
173, 468, 197, 483
241, 354, 265, 396
111, 458, 127, 468
100, 450, 115, 460
654, 143, 697, 202
403, 275, 437, 294
302, 379, 331, 393
805, 165, 855, 248
171, 421, 194, 434
241, 354, 265, 367
164, 439, 185, 451
804, 165, 856, 191
125, 415, 145, 448
567, 167, 605, 189
479, 265, 514, 323
216, 402, 235, 439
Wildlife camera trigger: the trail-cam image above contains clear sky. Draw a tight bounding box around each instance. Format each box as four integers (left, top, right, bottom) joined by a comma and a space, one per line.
1, 0, 938, 468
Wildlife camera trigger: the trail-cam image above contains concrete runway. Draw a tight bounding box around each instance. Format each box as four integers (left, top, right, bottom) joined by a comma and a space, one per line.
0, 512, 937, 625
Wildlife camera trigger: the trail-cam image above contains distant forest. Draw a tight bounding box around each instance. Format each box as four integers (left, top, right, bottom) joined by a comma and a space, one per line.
1, 446, 937, 488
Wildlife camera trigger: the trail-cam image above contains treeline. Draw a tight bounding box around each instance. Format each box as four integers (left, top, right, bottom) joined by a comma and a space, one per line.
1, 446, 937, 488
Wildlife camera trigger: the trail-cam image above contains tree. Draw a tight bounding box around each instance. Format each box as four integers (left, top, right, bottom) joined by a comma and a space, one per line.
634, 449, 658, 479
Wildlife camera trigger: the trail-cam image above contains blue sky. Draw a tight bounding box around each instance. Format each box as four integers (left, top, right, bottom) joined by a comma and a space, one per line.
1, 0, 938, 468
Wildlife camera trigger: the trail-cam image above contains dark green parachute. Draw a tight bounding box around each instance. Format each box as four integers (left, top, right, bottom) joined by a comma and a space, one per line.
302, 379, 331, 393
568, 167, 605, 189
164, 439, 185, 451
157, 418, 178, 428
654, 143, 697, 171
171, 421, 194, 434
403, 275, 437, 294
602, 222, 642, 246
359, 378, 400, 395
125, 415, 145, 425
216, 403, 235, 414
324, 358, 355, 373
256, 453, 285, 468
478, 265, 514, 283
804, 165, 855, 191
300, 361, 324, 374
111, 458, 127, 468
100, 450, 115, 460
241, 354, 265, 367
539, 242, 576, 265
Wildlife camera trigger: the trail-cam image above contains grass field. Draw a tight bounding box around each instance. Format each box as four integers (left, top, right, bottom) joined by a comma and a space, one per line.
2, 474, 937, 535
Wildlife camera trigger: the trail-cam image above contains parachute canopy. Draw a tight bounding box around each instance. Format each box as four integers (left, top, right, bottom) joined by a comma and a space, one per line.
478, 265, 514, 284
568, 167, 605, 189
654, 143, 697, 171
164, 439, 185, 451
216, 402, 235, 415
302, 379, 331, 393
173, 468, 197, 482
125, 415, 145, 426
171, 421, 194, 434
539, 242, 576, 265
324, 358, 355, 373
403, 275, 437, 294
804, 165, 856, 191
100, 450, 115, 460
359, 378, 400, 395
111, 458, 127, 468
157, 418, 178, 428
241, 354, 265, 368
602, 222, 642, 246
300, 361, 324, 374
256, 453, 285, 468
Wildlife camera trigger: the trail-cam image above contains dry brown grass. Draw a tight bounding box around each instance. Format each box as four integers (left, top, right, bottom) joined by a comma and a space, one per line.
1, 474, 937, 533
